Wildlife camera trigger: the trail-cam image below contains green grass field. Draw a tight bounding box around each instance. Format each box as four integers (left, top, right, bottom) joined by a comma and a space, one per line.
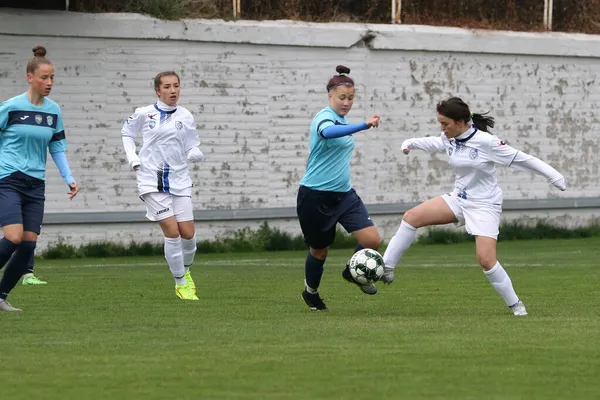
1, 238, 599, 400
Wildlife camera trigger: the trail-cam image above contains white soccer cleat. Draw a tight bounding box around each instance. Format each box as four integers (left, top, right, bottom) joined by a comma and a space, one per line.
380, 267, 395, 284
0, 299, 22, 312
510, 300, 528, 316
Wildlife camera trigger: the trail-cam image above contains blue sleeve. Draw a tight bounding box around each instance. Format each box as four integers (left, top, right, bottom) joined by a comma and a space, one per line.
321, 122, 369, 139
51, 151, 75, 185
0, 102, 8, 131
48, 110, 67, 154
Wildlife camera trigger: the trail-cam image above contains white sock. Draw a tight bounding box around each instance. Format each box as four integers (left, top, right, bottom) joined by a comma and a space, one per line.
304, 280, 318, 294
182, 234, 197, 268
383, 220, 417, 269
484, 261, 519, 307
164, 236, 186, 285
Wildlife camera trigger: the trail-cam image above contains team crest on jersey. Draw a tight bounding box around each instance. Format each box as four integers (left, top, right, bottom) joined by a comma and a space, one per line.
46, 116, 53, 126
175, 121, 183, 130
149, 120, 156, 129
35, 115, 42, 124
447, 147, 454, 156
470, 149, 479, 159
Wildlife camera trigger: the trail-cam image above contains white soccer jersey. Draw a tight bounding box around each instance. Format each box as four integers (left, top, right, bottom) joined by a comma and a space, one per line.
121, 102, 201, 197
402, 126, 563, 204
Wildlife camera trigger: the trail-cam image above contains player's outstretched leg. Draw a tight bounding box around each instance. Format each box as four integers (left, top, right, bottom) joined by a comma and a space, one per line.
381, 221, 418, 285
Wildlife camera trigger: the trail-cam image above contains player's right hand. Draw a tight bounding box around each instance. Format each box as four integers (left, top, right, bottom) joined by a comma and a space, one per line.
129, 157, 141, 171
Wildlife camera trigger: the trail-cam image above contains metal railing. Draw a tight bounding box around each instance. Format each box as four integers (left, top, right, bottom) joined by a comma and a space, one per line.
231, 1, 555, 31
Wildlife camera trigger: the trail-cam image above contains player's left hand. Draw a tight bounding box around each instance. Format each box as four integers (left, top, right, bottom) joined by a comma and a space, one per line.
366, 114, 380, 128
68, 182, 79, 200
552, 176, 566, 191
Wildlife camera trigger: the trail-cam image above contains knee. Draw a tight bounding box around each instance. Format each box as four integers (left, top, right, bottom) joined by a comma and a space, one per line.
310, 247, 328, 260
361, 235, 381, 251
181, 231, 195, 240
4, 233, 23, 245
477, 254, 496, 270
402, 209, 422, 228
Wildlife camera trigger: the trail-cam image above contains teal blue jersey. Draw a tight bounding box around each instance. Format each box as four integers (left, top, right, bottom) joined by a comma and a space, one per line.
299, 106, 354, 192
0, 93, 67, 181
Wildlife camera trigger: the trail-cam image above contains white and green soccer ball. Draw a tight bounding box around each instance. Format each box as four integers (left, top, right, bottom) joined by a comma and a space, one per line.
348, 248, 385, 284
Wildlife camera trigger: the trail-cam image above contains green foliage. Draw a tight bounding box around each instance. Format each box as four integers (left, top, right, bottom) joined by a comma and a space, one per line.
417, 227, 472, 245
41, 240, 164, 259
42, 222, 361, 259
417, 220, 600, 245
122, 0, 188, 20
42, 220, 600, 259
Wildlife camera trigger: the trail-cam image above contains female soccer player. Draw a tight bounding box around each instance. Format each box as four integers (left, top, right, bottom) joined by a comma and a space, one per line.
381, 97, 566, 316
122, 71, 204, 301
0, 46, 79, 311
297, 65, 382, 311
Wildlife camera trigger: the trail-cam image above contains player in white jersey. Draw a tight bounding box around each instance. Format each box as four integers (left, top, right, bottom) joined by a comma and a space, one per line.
121, 71, 205, 301
381, 97, 566, 316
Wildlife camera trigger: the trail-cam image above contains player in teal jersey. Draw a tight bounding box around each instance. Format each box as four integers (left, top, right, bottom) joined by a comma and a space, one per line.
297, 65, 381, 311
0, 46, 79, 311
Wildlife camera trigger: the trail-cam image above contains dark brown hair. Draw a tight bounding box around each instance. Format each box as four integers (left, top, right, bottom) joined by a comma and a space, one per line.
326, 65, 354, 92
154, 71, 180, 90
436, 97, 495, 132
26, 45, 52, 74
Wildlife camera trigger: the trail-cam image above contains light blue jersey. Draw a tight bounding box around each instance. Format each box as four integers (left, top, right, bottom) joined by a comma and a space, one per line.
299, 106, 354, 192
0, 93, 67, 181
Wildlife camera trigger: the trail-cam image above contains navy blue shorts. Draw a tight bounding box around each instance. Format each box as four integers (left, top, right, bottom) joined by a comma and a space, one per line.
296, 185, 374, 249
0, 171, 46, 234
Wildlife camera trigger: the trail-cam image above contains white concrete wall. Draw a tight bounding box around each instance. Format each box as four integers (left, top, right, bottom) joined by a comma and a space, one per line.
0, 9, 599, 249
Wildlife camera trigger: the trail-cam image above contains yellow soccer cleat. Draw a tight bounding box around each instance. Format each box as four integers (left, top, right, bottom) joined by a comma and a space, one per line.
22, 274, 48, 285
184, 271, 196, 292
175, 283, 199, 301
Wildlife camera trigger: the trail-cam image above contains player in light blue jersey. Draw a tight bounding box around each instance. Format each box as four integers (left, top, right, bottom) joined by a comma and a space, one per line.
0, 46, 79, 311
297, 65, 381, 311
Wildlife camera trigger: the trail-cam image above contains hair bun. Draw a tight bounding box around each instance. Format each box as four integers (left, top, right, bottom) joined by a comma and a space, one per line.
32, 45, 47, 57
336, 65, 350, 75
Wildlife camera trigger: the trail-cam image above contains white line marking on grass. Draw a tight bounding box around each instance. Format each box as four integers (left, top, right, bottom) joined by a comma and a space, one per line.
40, 261, 551, 269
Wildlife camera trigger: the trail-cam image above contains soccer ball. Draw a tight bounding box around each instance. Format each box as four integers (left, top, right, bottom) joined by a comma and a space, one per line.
348, 248, 385, 284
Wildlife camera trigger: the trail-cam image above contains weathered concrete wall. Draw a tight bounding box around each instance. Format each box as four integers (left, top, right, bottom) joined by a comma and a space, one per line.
0, 9, 599, 249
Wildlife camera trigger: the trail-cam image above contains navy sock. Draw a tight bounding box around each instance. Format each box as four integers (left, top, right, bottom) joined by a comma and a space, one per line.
305, 252, 325, 291
0, 241, 36, 300
26, 250, 34, 274
0, 237, 18, 271
354, 243, 365, 252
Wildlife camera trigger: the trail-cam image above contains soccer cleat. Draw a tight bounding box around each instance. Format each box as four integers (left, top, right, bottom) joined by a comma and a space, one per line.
22, 275, 48, 285
380, 267, 395, 284
184, 270, 196, 292
342, 265, 377, 295
510, 300, 528, 316
0, 299, 22, 312
175, 283, 199, 301
301, 290, 328, 311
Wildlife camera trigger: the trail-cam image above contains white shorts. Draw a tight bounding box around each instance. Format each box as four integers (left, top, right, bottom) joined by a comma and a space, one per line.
141, 193, 194, 222
441, 193, 501, 239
